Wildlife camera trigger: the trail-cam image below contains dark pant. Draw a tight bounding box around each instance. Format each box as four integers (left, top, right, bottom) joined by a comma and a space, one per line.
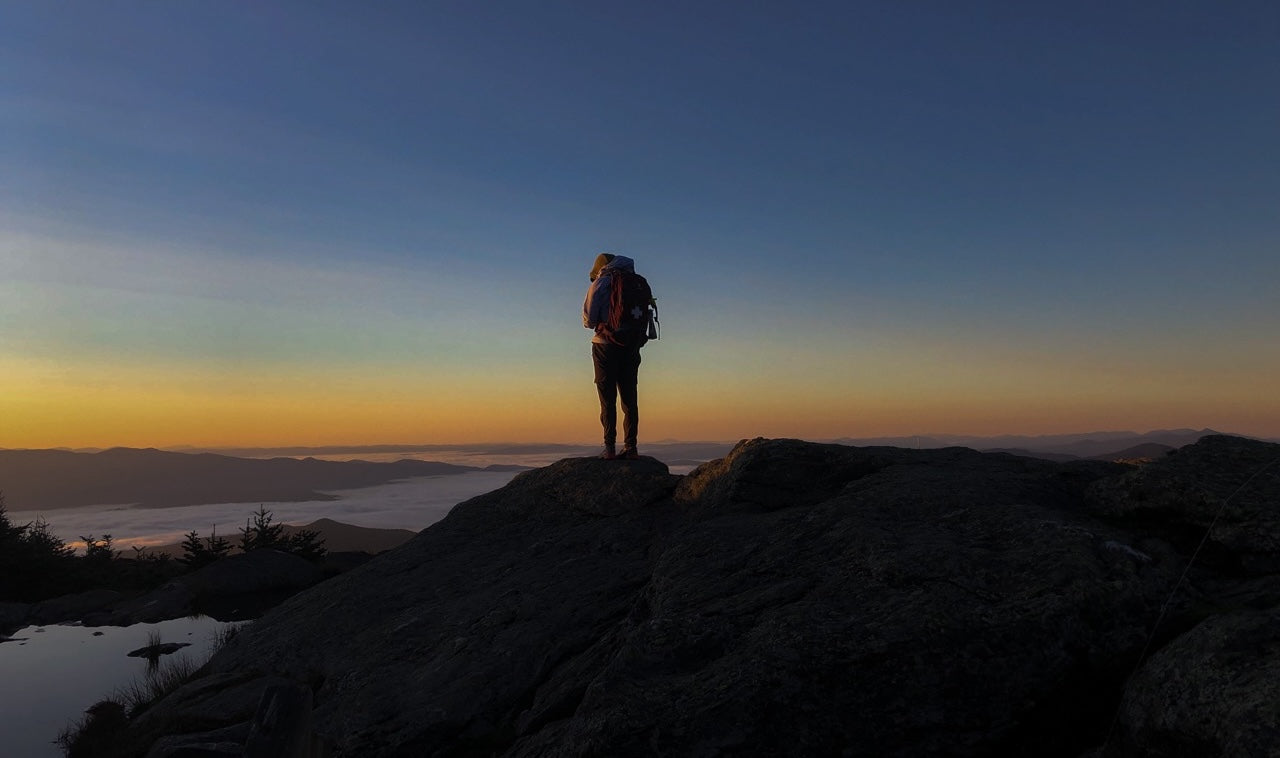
592, 342, 642, 449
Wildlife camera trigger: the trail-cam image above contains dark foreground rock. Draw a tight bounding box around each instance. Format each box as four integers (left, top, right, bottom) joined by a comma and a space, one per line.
1117, 608, 1280, 756
0, 601, 26, 638
127, 642, 191, 658
2, 589, 127, 637
0, 547, 364, 639
99, 436, 1280, 757
82, 549, 325, 626
31, 588, 124, 625
0, 550, 328, 635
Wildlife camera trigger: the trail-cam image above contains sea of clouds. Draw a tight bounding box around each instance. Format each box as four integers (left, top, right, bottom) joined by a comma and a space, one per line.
8, 471, 520, 552
8, 448, 706, 551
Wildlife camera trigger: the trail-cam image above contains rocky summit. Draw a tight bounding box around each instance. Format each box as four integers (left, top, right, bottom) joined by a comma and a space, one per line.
107, 435, 1280, 757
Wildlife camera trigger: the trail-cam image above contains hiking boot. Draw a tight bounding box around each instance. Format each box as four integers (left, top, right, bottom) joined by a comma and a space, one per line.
600, 445, 617, 460
619, 447, 639, 460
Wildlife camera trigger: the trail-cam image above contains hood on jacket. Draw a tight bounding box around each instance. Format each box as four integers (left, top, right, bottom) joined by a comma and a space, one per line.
601, 255, 635, 274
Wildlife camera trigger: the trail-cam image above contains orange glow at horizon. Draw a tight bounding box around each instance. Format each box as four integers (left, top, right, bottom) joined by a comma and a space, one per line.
4, 334, 1278, 449
7, 373, 1278, 450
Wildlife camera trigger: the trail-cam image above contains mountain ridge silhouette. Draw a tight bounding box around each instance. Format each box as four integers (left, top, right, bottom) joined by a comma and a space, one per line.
0, 447, 485, 510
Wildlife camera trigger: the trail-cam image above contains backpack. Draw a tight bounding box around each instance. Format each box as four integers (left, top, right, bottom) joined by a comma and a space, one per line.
602, 270, 658, 348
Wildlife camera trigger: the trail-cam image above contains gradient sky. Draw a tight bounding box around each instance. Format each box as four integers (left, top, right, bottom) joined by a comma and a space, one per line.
3, 2, 1278, 448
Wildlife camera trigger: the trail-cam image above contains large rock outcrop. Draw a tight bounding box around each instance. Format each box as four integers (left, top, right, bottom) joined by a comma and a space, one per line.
110, 436, 1280, 756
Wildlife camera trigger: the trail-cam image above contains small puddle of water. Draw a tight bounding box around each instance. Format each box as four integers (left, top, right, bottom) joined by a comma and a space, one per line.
0, 617, 242, 758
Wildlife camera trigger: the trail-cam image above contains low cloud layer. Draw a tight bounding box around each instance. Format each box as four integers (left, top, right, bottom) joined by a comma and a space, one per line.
9, 471, 520, 552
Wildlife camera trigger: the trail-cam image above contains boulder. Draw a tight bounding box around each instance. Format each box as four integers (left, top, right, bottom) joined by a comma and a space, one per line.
132, 672, 298, 735
202, 446, 1175, 756
29, 588, 123, 625
83, 672, 295, 758
144, 722, 250, 758
1086, 434, 1280, 574
82, 550, 325, 627
83, 584, 195, 627
1115, 608, 1280, 756
0, 601, 29, 638
102, 438, 1280, 756
179, 549, 324, 596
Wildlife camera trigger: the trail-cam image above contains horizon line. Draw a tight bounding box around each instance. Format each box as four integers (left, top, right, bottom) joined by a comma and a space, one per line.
3, 427, 1269, 454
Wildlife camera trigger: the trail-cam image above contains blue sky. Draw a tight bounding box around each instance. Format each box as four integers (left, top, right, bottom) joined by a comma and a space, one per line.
2, 2, 1278, 446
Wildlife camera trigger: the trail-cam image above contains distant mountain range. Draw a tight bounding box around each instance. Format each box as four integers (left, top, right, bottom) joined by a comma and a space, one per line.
101, 434, 1254, 463
829, 428, 1245, 461
12, 433, 1263, 463
0, 448, 502, 511
44, 441, 740, 460
168, 441, 742, 463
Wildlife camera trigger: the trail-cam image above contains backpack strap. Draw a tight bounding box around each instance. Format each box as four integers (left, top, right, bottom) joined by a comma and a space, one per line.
607, 272, 626, 332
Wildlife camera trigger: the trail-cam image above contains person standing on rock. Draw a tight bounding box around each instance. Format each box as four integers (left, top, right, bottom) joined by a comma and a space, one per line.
583, 252, 658, 460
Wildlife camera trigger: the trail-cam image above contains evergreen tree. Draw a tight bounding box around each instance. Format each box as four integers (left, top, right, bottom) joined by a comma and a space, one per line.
0, 493, 76, 601
179, 527, 232, 569
235, 506, 326, 562
239, 506, 286, 552
24, 517, 73, 559
205, 528, 232, 561
81, 534, 117, 565
0, 494, 20, 543
179, 530, 209, 568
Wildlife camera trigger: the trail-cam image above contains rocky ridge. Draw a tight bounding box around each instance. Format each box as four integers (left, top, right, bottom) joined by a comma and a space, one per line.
95, 435, 1280, 756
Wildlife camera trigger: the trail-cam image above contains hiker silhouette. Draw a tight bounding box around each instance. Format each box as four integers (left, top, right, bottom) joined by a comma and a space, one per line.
583, 253, 656, 460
